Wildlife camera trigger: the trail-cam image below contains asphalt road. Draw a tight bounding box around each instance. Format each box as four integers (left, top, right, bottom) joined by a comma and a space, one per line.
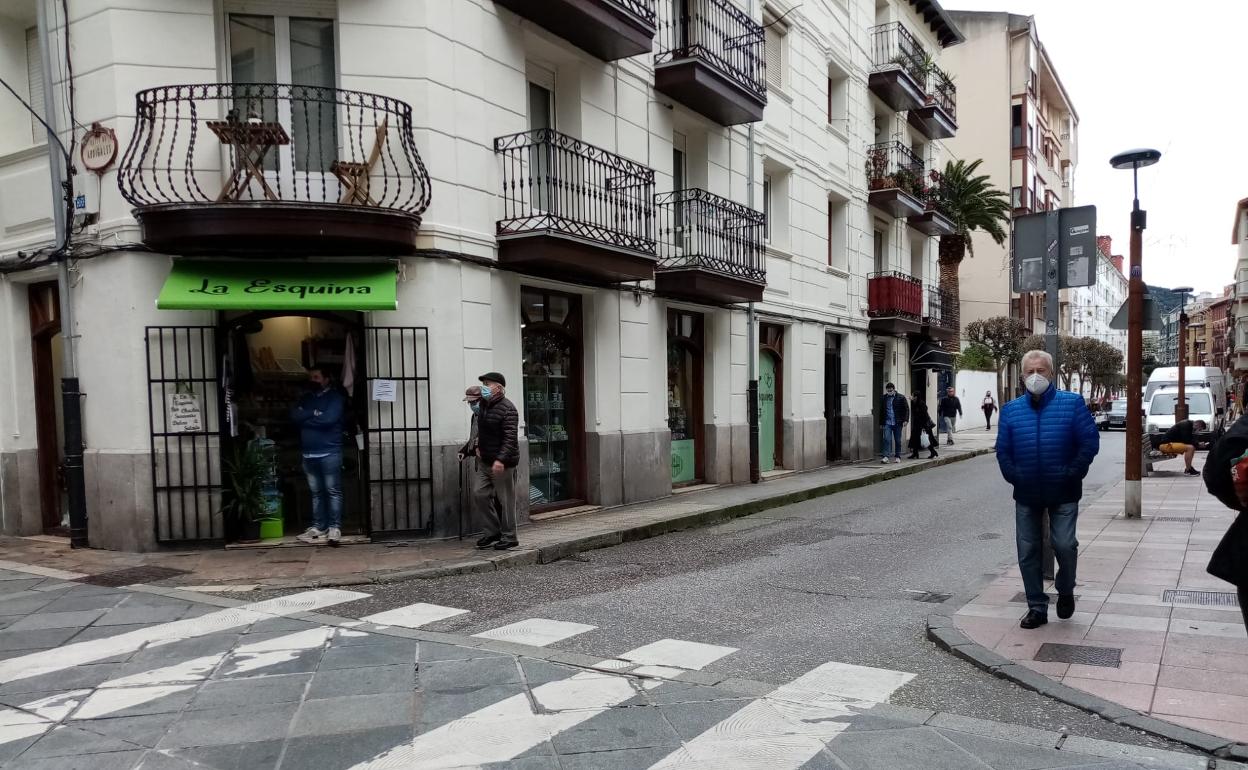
253, 431, 1192, 750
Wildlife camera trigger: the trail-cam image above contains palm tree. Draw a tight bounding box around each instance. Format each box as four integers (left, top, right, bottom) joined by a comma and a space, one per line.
934, 159, 1011, 335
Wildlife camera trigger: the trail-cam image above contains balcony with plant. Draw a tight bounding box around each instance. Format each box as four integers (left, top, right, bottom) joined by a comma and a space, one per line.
866, 141, 926, 219
908, 170, 956, 236
868, 23, 928, 112
909, 65, 957, 139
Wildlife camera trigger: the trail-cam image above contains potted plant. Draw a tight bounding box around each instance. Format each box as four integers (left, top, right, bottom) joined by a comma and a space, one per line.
221, 441, 268, 542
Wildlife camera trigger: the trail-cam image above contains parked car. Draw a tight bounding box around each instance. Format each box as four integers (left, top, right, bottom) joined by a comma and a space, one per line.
1146, 386, 1222, 448
1105, 399, 1128, 430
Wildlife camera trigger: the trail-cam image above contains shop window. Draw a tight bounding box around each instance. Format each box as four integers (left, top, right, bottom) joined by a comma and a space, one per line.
521, 288, 584, 509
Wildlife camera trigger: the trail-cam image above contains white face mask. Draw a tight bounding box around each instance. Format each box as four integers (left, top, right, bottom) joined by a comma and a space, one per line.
1024, 373, 1050, 396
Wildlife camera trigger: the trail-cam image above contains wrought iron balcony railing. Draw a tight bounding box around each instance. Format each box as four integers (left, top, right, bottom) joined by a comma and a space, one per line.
868, 271, 923, 319
656, 0, 766, 102
869, 22, 928, 82
928, 66, 956, 122
925, 283, 957, 331
866, 141, 925, 197
118, 83, 431, 215
656, 188, 765, 283
495, 129, 656, 255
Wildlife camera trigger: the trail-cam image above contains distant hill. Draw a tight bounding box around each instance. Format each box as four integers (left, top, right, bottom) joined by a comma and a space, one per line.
1145, 285, 1182, 314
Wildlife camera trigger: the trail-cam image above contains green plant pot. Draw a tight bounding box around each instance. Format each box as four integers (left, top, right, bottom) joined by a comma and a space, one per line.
259, 518, 284, 540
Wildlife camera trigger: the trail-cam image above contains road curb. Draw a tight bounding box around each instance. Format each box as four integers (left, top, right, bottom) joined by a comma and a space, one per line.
925, 615, 1248, 760
168, 448, 994, 591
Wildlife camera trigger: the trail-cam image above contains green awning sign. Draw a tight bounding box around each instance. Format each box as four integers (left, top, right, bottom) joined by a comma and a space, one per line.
157, 261, 397, 311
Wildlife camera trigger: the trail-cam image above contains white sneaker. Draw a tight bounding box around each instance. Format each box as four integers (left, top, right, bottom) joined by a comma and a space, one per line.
893, 457, 901, 464
327, 527, 342, 546
296, 527, 324, 543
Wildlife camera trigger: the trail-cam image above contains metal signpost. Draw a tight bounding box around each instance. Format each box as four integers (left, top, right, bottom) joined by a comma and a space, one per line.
1012, 205, 1098, 578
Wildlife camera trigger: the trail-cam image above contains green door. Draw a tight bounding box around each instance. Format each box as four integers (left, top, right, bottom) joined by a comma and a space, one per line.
759, 353, 777, 472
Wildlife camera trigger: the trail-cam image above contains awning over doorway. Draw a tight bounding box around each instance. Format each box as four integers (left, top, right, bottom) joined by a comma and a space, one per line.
156, 260, 397, 311
911, 340, 954, 370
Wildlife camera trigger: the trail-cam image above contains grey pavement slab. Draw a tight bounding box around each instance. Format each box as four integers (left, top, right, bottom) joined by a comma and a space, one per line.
20, 725, 140, 760
278, 725, 414, 770
554, 746, 678, 770
94, 605, 188, 627
39, 593, 127, 613
189, 673, 312, 710
156, 703, 301, 749
305, 663, 412, 699
170, 739, 285, 770
418, 682, 522, 727
827, 725, 996, 770
290, 692, 417, 737
214, 647, 323, 679
319, 639, 416, 670
68, 713, 182, 748
550, 705, 683, 754
420, 655, 522, 689
416, 639, 511, 662
937, 729, 1111, 770
0, 662, 124, 697
5, 609, 106, 632
0, 626, 81, 651
5, 749, 148, 770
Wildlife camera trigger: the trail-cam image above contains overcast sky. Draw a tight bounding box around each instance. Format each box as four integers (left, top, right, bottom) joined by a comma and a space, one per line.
944, 0, 1246, 297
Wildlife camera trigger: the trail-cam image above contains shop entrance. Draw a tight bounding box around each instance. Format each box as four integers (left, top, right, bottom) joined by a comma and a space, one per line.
759, 323, 785, 472
222, 312, 367, 540
667, 309, 704, 485
28, 283, 66, 533
521, 288, 585, 511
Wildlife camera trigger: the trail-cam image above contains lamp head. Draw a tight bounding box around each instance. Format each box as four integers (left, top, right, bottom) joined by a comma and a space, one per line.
1110, 148, 1161, 170
1172, 286, 1194, 296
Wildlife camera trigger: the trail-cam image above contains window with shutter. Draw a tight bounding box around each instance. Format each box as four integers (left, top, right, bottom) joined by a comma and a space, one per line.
26, 27, 46, 144
765, 26, 783, 90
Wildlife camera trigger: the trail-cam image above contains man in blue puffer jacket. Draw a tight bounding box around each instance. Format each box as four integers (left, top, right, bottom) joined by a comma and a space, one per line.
996, 350, 1100, 629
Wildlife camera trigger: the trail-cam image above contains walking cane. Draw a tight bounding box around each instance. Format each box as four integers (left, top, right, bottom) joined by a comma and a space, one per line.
457, 457, 464, 541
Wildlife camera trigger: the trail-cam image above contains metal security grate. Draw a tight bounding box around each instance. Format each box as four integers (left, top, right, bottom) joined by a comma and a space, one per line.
1034, 643, 1122, 668
1162, 589, 1241, 607
1151, 516, 1199, 522
77, 566, 190, 587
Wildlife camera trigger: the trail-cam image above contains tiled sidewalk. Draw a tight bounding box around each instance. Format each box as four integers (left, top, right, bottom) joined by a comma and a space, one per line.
953, 461, 1248, 743
0, 433, 997, 590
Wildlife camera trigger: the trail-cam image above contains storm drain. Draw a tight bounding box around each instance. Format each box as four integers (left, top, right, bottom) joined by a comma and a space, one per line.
76, 566, 190, 587
1151, 516, 1200, 523
1034, 643, 1122, 668
1162, 589, 1241, 607
1010, 592, 1079, 604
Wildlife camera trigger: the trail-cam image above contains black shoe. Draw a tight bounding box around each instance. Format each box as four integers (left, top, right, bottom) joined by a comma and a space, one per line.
494, 540, 519, 551
1019, 610, 1048, 629
908, 453, 920, 460
475, 535, 500, 550
1057, 594, 1075, 619
1183, 467, 1200, 476
928, 451, 938, 459
946, 440, 954, 446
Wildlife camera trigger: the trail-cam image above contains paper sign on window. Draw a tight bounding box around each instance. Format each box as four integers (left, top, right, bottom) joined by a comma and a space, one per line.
371, 379, 397, 402
167, 393, 203, 433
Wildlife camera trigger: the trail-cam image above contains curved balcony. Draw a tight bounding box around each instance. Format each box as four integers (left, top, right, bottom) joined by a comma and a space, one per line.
493, 0, 656, 61
867, 271, 923, 336
118, 83, 432, 256
654, 0, 767, 126
867, 141, 925, 219
908, 66, 957, 140
655, 188, 765, 303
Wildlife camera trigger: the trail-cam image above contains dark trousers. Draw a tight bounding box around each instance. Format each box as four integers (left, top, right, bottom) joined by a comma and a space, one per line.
1240, 586, 1248, 631
983, 407, 994, 429
909, 425, 937, 455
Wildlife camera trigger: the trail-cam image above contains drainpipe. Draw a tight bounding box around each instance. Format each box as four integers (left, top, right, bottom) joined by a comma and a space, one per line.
746, 1, 760, 484
36, 0, 88, 547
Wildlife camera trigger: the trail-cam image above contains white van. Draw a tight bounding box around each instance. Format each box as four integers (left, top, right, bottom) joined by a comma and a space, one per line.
1145, 366, 1226, 414
1146, 384, 1221, 448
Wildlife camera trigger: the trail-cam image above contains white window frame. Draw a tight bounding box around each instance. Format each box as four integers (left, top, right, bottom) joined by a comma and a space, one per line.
25, 26, 46, 145
763, 9, 786, 92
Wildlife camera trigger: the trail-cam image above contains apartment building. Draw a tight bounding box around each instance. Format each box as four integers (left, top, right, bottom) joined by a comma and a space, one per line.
1063, 234, 1127, 394
1232, 198, 1248, 398
939, 11, 1078, 340
0, 0, 962, 551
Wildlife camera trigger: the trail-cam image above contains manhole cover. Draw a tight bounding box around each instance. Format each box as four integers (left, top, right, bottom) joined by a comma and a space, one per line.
1034, 643, 1122, 668
1152, 516, 1199, 522
976, 533, 1002, 540
76, 566, 190, 587
1162, 589, 1240, 607
1010, 592, 1079, 604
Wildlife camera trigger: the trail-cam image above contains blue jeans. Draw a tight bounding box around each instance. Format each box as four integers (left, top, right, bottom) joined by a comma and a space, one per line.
881, 423, 904, 459
303, 452, 343, 531
1016, 502, 1079, 615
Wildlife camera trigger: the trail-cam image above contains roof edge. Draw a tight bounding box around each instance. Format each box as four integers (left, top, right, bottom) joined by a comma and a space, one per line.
909, 0, 965, 47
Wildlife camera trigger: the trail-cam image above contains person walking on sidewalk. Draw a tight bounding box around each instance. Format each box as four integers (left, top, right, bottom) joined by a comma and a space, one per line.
996, 350, 1100, 630
982, 391, 997, 431
939, 387, 962, 445
293, 365, 346, 546
880, 383, 908, 464
1159, 419, 1207, 476
1200, 412, 1248, 632
473, 372, 520, 550
908, 391, 938, 460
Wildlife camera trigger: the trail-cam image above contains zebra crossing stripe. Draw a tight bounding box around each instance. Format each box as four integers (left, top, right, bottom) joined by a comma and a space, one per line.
346, 640, 738, 769
0, 589, 368, 684
471, 618, 595, 647
361, 602, 468, 629
645, 661, 916, 770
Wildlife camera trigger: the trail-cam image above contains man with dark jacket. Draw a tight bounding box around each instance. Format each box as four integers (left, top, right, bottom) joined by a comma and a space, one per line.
880, 383, 909, 464
996, 350, 1100, 629
473, 372, 520, 550
1159, 419, 1206, 476
907, 391, 938, 460
292, 366, 346, 546
1201, 414, 1248, 631
939, 387, 963, 445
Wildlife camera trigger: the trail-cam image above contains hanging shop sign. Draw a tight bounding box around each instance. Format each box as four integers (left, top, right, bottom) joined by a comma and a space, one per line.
80, 123, 119, 174
157, 260, 398, 311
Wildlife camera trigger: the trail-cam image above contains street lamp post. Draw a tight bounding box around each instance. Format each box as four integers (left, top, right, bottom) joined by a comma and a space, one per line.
1111, 148, 1161, 519
1173, 287, 1194, 423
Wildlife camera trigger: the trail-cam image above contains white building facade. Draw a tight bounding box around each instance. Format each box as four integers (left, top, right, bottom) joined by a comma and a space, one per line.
0, 0, 962, 551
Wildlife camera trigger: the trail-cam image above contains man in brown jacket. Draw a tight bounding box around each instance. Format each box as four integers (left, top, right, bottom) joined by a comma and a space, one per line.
473, 372, 520, 550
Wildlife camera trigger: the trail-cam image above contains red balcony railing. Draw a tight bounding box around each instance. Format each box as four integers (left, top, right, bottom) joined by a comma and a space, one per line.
868, 271, 922, 319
